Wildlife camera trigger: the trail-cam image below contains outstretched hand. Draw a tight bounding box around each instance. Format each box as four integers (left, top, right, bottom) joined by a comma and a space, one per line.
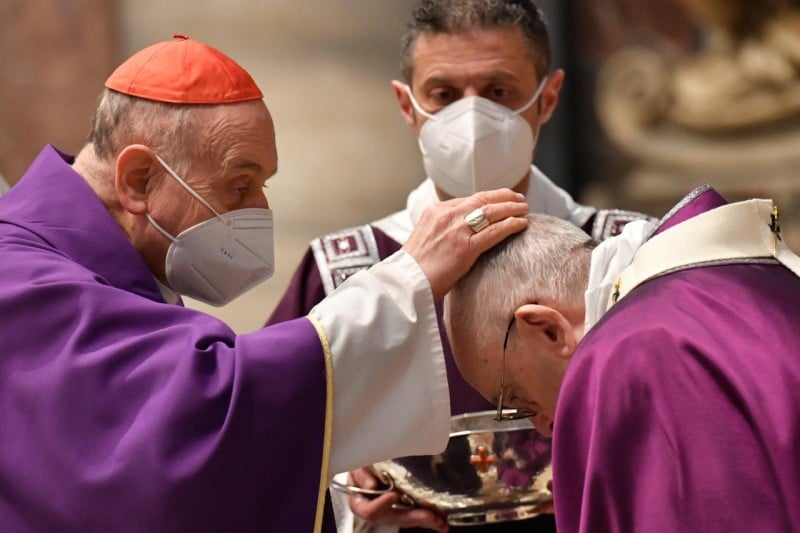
402, 189, 529, 300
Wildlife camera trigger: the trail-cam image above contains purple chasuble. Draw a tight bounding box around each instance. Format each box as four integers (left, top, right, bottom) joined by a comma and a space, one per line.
0, 146, 335, 532
553, 188, 800, 532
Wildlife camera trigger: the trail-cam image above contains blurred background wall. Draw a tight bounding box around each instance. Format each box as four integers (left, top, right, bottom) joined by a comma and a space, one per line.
2, 0, 798, 332
0, 1, 117, 182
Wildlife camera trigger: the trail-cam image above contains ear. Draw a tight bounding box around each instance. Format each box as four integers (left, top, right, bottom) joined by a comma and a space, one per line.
391, 79, 419, 129
514, 302, 576, 359
115, 144, 159, 216
537, 68, 564, 125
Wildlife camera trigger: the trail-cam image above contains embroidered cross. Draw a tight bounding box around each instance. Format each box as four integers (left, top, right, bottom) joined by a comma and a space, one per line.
612, 279, 621, 304
469, 446, 496, 473
336, 238, 351, 252
769, 205, 782, 253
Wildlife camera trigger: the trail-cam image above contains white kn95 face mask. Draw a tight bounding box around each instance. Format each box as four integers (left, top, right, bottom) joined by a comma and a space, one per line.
146, 154, 275, 306
406, 77, 547, 197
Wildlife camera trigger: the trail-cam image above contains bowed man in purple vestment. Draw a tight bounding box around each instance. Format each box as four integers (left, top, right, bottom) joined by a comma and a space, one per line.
445, 186, 800, 533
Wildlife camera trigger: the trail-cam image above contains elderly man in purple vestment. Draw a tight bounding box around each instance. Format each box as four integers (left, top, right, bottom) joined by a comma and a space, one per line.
267, 1, 652, 531
0, 35, 533, 533
445, 186, 800, 533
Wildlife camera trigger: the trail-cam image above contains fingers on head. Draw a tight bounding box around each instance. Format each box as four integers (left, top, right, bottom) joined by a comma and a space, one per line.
478, 201, 529, 226
474, 188, 525, 204
470, 216, 529, 248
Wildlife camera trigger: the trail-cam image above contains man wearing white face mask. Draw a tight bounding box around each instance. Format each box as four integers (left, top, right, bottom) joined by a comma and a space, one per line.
404, 76, 548, 198
0, 35, 531, 533
267, 1, 654, 532
145, 154, 276, 306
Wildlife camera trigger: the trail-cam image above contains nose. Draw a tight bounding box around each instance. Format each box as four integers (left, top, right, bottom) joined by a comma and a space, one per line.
243, 190, 269, 210
463, 87, 480, 98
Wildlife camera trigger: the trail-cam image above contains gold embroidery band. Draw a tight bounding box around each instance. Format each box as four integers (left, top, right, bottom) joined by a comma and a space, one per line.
307, 314, 334, 533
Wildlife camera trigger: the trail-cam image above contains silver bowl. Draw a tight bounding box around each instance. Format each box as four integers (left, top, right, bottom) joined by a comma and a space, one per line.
373, 410, 552, 526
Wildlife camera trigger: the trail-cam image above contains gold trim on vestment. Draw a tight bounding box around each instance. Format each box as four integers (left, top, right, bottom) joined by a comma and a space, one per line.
307, 314, 334, 533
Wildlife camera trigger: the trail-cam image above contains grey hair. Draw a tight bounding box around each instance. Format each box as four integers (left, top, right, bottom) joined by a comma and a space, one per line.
86, 89, 200, 174
400, 0, 551, 83
446, 214, 596, 358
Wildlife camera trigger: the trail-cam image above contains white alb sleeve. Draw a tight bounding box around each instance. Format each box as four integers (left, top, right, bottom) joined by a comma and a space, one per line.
310, 249, 451, 476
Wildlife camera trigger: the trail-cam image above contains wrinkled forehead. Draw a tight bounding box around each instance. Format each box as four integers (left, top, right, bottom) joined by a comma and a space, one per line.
188, 101, 277, 169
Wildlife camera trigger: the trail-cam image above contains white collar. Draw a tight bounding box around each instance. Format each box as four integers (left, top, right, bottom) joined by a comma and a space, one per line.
406, 177, 438, 226
584, 218, 655, 332
584, 197, 800, 332
154, 277, 181, 305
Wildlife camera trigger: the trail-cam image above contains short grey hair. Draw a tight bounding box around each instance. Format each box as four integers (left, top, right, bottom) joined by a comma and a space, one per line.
400, 0, 552, 83
86, 89, 200, 174
446, 214, 596, 357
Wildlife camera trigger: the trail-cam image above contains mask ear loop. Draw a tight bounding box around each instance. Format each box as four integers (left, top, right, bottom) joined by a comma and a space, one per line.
515, 75, 549, 149
404, 85, 437, 120
153, 154, 223, 220
147, 154, 227, 243
146, 212, 180, 244
514, 75, 549, 115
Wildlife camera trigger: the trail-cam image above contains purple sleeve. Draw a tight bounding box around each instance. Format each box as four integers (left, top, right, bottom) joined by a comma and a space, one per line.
266, 246, 327, 325
0, 242, 332, 532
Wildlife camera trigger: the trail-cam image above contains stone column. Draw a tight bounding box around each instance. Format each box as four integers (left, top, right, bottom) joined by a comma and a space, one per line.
0, 0, 118, 183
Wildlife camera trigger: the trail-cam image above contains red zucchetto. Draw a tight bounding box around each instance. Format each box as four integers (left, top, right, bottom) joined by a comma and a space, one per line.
104, 34, 263, 104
